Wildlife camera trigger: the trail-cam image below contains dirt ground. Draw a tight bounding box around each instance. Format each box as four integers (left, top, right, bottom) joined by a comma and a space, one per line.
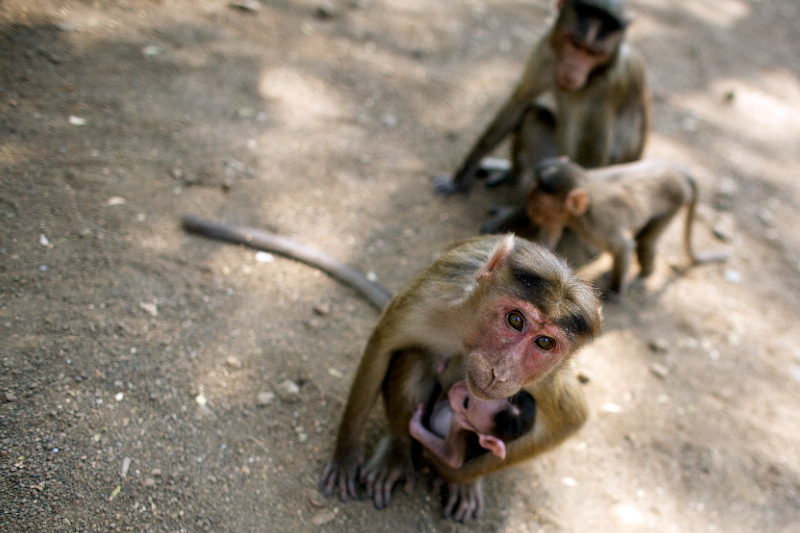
2, 0, 800, 531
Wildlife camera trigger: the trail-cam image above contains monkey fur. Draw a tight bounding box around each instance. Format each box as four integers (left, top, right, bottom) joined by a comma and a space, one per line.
527, 158, 731, 298
181, 218, 601, 520
434, 0, 650, 234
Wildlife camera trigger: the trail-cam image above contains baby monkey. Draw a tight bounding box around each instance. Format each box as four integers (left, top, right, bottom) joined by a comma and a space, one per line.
527, 158, 730, 298
410, 380, 535, 469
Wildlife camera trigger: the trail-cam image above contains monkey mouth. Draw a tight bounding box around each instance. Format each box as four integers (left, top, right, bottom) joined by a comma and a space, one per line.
465, 370, 520, 401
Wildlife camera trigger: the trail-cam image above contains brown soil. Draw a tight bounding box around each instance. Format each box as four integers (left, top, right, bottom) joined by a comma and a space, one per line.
2, 1, 799, 532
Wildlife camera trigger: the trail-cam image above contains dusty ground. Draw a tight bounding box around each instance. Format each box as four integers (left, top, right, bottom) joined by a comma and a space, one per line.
2, 0, 800, 531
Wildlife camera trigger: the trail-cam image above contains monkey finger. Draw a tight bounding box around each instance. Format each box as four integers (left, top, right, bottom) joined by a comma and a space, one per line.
443, 486, 460, 518
346, 473, 359, 501
369, 470, 390, 509
454, 490, 477, 522
319, 463, 336, 498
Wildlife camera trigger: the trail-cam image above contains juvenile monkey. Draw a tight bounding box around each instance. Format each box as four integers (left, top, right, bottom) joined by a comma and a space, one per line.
434, 0, 649, 233
181, 217, 601, 520
527, 158, 731, 298
409, 380, 536, 469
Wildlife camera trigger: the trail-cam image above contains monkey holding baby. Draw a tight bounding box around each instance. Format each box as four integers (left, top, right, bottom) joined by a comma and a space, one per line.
526, 158, 730, 298
435, 0, 650, 235
183, 216, 601, 520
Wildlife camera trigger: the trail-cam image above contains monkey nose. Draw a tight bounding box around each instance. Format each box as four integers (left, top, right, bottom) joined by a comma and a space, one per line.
491, 367, 510, 383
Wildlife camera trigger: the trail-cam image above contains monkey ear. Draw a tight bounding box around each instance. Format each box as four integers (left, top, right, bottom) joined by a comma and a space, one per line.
565, 188, 589, 216
476, 234, 515, 282
477, 433, 507, 460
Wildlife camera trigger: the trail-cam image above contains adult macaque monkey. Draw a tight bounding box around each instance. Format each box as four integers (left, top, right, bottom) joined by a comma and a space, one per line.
321, 235, 601, 520
181, 216, 601, 520
434, 0, 649, 233
527, 158, 731, 298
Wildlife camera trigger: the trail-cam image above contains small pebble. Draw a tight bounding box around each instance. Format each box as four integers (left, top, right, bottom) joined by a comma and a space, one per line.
121, 457, 131, 477
275, 380, 300, 402
144, 477, 156, 487
230, 0, 261, 12
307, 488, 326, 507
649, 363, 669, 379
647, 338, 668, 353
311, 510, 336, 526
255, 251, 274, 263
256, 392, 275, 406
724, 270, 742, 283
226, 356, 243, 369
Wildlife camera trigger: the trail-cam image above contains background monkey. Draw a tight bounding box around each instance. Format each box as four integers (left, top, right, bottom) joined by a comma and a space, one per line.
409, 380, 537, 469
434, 0, 650, 233
181, 217, 601, 520
526, 158, 731, 298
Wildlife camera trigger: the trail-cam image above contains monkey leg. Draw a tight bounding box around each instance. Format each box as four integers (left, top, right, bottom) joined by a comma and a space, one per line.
609, 237, 635, 297
361, 349, 438, 509
476, 157, 513, 188
512, 104, 558, 187
634, 211, 679, 277
480, 207, 531, 235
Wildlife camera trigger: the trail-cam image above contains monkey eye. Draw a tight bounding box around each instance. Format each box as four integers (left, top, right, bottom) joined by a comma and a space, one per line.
535, 336, 555, 350
506, 311, 525, 332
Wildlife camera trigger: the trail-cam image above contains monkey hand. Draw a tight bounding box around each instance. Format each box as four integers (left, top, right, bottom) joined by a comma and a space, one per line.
319, 447, 364, 502
360, 436, 416, 510
433, 174, 470, 196
434, 477, 484, 522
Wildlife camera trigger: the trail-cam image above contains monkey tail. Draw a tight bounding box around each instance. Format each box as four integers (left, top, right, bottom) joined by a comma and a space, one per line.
683, 177, 731, 265
182, 215, 393, 310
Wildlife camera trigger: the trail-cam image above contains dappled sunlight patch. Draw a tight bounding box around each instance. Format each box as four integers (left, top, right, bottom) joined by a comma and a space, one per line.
676, 71, 800, 150
259, 67, 347, 129
635, 0, 750, 28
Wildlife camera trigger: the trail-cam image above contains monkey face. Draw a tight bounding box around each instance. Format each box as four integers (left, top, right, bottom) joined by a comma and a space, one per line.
464, 296, 570, 401
553, 28, 620, 91
527, 191, 570, 228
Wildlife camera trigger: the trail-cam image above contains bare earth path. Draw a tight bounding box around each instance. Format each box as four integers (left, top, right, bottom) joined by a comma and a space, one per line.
1, 1, 799, 531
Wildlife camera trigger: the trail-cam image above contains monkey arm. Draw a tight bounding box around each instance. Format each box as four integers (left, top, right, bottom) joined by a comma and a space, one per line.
604, 49, 650, 166
436, 42, 553, 195
321, 333, 396, 500
409, 407, 467, 470
430, 367, 588, 484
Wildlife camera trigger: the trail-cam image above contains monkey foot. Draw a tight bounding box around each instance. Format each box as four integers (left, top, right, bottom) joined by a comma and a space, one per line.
432, 174, 469, 196
433, 477, 484, 522
480, 207, 530, 235
319, 449, 364, 502
360, 436, 416, 509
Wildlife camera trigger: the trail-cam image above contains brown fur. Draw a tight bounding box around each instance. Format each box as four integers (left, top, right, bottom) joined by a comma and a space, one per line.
434, 0, 650, 234
320, 235, 601, 519
527, 158, 730, 298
